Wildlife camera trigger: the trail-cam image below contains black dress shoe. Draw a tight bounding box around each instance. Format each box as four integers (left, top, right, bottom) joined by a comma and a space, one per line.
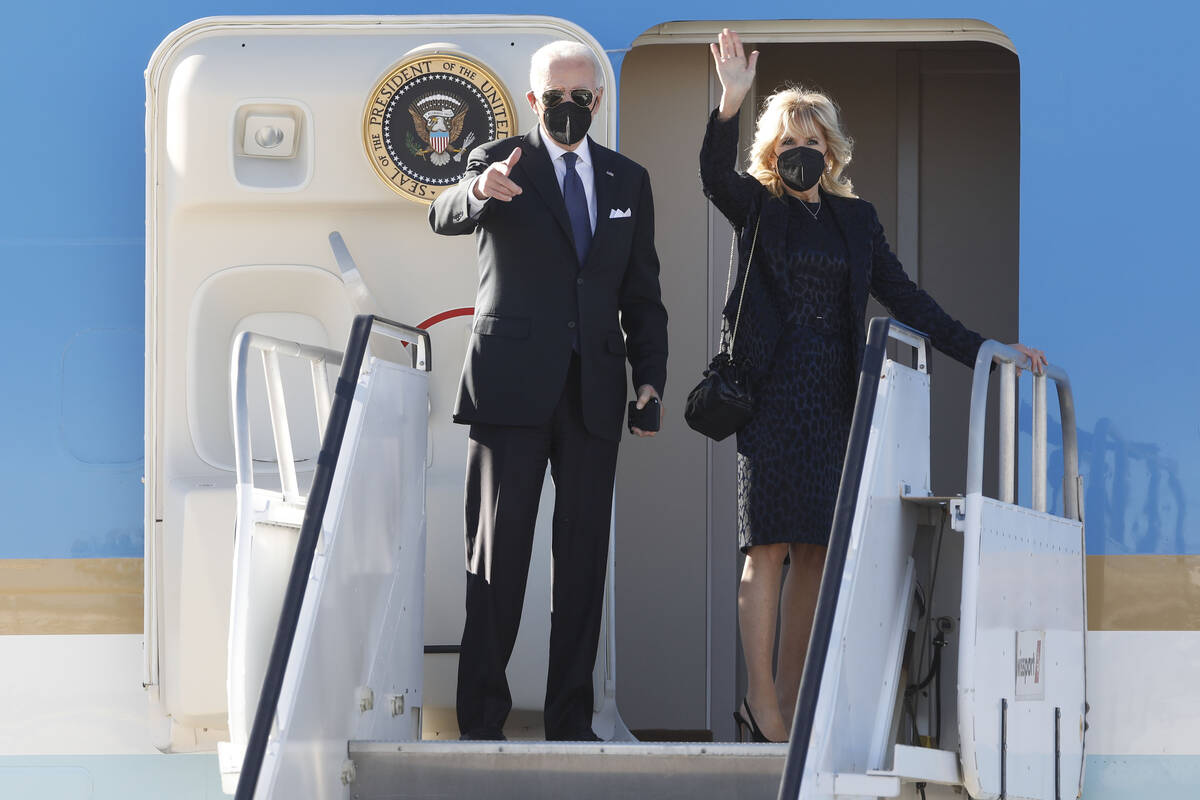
459, 728, 507, 741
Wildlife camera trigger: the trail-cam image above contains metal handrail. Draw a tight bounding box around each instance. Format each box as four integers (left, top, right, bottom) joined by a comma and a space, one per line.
234, 315, 430, 800
886, 319, 930, 373
777, 317, 922, 800
230, 332, 344, 503
964, 343, 1087, 795
779, 331, 1083, 800
966, 341, 1081, 520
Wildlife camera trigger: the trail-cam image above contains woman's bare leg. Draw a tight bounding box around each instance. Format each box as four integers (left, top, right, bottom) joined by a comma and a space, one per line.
738, 542, 790, 741
776, 542, 827, 728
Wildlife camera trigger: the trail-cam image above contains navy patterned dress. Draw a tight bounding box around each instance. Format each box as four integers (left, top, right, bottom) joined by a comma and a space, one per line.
735, 197, 857, 550
699, 109, 986, 553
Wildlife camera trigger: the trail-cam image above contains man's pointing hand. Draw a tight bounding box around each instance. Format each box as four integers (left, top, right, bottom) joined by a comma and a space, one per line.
473, 147, 523, 202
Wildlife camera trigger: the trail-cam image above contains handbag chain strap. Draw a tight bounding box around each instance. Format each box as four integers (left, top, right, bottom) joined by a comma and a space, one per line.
723, 217, 760, 354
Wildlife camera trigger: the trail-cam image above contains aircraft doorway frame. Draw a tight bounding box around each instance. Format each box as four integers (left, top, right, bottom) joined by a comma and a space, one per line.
617, 18, 1017, 742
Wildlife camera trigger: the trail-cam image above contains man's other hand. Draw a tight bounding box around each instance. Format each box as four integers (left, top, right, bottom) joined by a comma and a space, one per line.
631, 384, 661, 438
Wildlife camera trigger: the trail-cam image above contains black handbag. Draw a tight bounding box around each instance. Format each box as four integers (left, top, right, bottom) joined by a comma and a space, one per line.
684, 219, 760, 441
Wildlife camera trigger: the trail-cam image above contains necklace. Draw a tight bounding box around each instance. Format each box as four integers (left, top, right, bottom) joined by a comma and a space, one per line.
800, 198, 821, 221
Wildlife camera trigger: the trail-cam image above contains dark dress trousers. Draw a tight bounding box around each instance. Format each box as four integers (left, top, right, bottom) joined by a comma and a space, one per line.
429, 125, 667, 739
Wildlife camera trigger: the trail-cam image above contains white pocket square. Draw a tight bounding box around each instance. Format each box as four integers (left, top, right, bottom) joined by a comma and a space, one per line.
608, 208, 632, 219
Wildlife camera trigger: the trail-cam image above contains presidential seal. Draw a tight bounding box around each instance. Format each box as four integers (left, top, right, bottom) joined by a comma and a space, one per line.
363, 53, 516, 204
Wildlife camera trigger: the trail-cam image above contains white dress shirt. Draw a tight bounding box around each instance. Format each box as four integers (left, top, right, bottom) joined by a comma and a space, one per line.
468, 128, 597, 232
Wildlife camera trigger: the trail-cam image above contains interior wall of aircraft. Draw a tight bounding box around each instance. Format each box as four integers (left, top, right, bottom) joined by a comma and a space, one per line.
615, 37, 1018, 737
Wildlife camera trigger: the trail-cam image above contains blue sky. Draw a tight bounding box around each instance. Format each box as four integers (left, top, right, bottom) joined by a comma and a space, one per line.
2, 0, 1197, 557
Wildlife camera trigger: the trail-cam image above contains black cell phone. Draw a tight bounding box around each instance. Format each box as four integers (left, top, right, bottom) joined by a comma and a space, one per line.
628, 397, 661, 433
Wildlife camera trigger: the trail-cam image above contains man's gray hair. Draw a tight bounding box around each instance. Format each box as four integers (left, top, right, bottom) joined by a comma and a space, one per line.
529, 40, 603, 93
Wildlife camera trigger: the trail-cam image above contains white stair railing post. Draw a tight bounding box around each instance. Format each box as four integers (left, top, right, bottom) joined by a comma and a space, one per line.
1032, 373, 1048, 512
311, 357, 332, 444
999, 362, 1017, 504
262, 348, 300, 503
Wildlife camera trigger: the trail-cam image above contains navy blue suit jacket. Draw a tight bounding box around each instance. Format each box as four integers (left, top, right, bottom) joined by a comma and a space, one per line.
430, 125, 668, 441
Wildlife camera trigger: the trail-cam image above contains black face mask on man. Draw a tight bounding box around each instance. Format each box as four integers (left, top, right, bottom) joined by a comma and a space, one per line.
776, 146, 826, 193
543, 100, 593, 146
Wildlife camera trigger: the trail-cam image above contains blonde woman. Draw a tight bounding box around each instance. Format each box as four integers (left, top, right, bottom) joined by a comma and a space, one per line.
703, 29, 1046, 743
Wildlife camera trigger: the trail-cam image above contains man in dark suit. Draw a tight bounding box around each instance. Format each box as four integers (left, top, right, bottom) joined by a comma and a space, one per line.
428, 41, 668, 741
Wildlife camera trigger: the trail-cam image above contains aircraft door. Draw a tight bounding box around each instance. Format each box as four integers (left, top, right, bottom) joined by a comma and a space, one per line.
145, 15, 615, 748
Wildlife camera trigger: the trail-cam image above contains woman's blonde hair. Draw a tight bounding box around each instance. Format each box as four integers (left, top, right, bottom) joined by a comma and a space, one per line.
747, 86, 856, 198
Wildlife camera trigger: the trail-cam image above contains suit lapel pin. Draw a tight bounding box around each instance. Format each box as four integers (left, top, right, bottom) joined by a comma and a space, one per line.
605, 170, 614, 177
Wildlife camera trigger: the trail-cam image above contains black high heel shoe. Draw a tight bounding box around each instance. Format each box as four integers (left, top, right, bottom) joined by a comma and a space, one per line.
733, 698, 783, 743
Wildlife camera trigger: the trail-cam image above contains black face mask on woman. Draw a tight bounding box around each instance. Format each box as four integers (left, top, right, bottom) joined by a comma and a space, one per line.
543, 100, 593, 146
776, 146, 826, 192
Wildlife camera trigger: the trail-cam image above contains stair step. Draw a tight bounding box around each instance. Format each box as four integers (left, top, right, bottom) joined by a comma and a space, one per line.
868, 744, 961, 786
348, 740, 788, 800
899, 494, 960, 506
900, 494, 966, 529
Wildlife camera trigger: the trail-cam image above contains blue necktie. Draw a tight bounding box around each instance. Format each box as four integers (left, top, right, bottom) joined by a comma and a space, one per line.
562, 152, 591, 265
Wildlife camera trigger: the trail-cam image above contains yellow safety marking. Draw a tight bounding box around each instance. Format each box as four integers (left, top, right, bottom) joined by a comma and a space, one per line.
0, 558, 142, 635
1087, 555, 1200, 631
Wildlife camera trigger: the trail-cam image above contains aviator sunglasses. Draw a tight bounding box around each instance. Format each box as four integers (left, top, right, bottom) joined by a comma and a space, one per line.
540, 88, 595, 109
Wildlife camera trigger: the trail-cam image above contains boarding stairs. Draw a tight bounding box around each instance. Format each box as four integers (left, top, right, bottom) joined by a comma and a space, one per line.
219, 316, 1085, 800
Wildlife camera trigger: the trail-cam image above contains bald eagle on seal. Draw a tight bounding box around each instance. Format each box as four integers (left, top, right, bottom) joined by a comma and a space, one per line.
409, 102, 470, 166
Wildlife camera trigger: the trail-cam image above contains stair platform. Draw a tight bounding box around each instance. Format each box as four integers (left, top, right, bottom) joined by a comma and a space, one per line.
348, 740, 788, 799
